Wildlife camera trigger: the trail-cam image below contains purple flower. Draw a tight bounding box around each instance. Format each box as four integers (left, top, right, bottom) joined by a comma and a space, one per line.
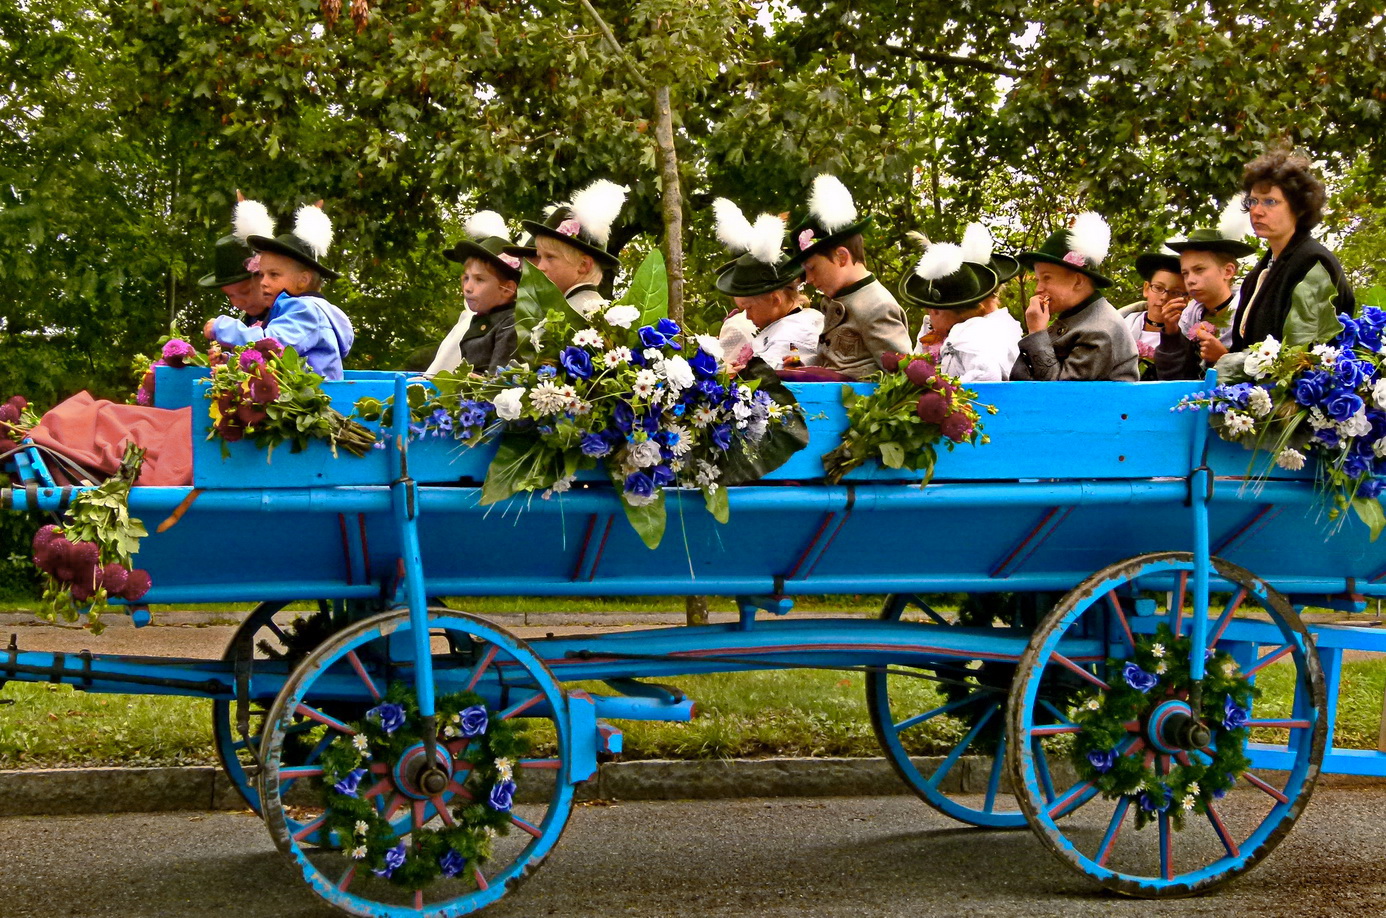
560, 345, 594, 380
487, 779, 517, 811
710, 423, 732, 451
333, 767, 367, 797
368, 702, 406, 734
459, 704, 488, 738
624, 471, 656, 499
253, 337, 284, 357
696, 379, 725, 402
1222, 695, 1249, 732
613, 401, 635, 434
1325, 389, 1365, 423
581, 432, 612, 457
458, 401, 489, 429
689, 348, 718, 380
1346, 452, 1373, 479
557, 218, 581, 238
1087, 749, 1117, 774
373, 841, 407, 878
439, 849, 467, 878
639, 410, 660, 435
637, 325, 670, 349
797, 228, 816, 251
1123, 662, 1158, 693
1138, 786, 1173, 813
246, 374, 280, 404
239, 349, 266, 371
136, 387, 151, 405
162, 338, 196, 367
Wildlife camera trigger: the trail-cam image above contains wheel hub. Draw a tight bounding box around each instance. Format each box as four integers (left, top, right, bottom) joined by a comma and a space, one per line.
392, 741, 455, 799
1145, 699, 1211, 753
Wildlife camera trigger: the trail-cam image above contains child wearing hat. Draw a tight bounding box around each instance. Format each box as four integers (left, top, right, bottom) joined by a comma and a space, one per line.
899, 224, 1023, 382
1011, 212, 1138, 382
711, 198, 821, 372
521, 180, 627, 316
198, 196, 277, 328
204, 204, 354, 381
1120, 247, 1187, 356
426, 211, 523, 376
788, 175, 911, 380
1154, 201, 1257, 380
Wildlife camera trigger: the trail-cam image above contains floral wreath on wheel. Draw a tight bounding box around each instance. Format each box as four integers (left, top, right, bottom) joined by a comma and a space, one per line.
318, 682, 529, 890
1070, 624, 1258, 830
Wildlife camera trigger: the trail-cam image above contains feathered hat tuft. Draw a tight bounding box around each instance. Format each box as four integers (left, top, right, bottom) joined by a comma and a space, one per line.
232, 199, 275, 244
569, 179, 629, 248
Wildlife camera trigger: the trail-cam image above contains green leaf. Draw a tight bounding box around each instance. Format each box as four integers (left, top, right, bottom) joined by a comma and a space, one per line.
879, 441, 905, 468
703, 484, 729, 524
1351, 496, 1386, 542
616, 249, 669, 329
609, 469, 666, 549
514, 263, 579, 362
1282, 262, 1346, 347
479, 435, 535, 506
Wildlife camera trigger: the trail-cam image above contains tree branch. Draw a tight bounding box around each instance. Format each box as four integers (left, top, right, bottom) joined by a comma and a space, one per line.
879, 45, 1022, 78
575, 0, 654, 93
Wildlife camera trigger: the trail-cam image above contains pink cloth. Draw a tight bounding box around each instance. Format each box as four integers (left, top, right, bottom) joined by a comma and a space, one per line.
28, 391, 192, 486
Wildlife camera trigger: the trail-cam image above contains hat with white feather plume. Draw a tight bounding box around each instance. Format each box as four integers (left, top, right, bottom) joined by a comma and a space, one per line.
897, 240, 1000, 310
521, 179, 628, 269
443, 210, 522, 280
248, 201, 341, 280
198, 194, 277, 288
1018, 212, 1114, 288
785, 174, 873, 266
1165, 199, 1258, 258
960, 221, 1022, 284
711, 198, 803, 297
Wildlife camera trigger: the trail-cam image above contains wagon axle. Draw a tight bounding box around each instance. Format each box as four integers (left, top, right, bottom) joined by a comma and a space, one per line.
1145, 699, 1212, 753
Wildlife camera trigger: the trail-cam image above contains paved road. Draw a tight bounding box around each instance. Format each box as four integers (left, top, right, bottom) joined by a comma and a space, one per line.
2, 790, 1384, 918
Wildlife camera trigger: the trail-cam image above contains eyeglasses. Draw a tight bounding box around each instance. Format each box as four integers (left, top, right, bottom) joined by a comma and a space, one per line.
1147, 282, 1185, 299
1241, 195, 1284, 211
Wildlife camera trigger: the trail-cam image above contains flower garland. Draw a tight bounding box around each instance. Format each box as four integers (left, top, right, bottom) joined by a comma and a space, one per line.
1071, 625, 1256, 830
1175, 305, 1386, 537
820, 351, 995, 485
317, 683, 529, 891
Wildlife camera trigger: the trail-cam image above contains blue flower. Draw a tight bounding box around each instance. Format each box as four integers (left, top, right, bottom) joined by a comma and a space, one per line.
1138, 786, 1173, 813
560, 345, 594, 380
1223, 695, 1250, 732
1317, 427, 1341, 448
1087, 749, 1117, 774
613, 401, 635, 434
689, 348, 718, 380
637, 325, 670, 349
1334, 355, 1374, 389
710, 423, 732, 451
640, 411, 660, 435
1358, 321, 1384, 354
373, 841, 408, 878
537, 364, 558, 379
1324, 389, 1365, 423
581, 432, 612, 457
602, 426, 627, 449
439, 849, 467, 879
696, 379, 726, 403
1359, 478, 1386, 499
1346, 452, 1374, 479
650, 464, 675, 487
367, 702, 406, 735
459, 704, 489, 738
1362, 306, 1386, 334
488, 779, 517, 811
1122, 662, 1158, 693
333, 767, 367, 797
624, 471, 656, 499
1291, 370, 1330, 407
655, 317, 682, 338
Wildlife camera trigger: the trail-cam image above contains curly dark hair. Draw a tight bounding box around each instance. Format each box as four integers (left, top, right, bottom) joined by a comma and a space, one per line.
1241, 148, 1326, 231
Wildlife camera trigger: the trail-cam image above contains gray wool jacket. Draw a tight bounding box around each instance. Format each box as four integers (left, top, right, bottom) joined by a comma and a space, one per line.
817, 274, 913, 380
1011, 293, 1139, 382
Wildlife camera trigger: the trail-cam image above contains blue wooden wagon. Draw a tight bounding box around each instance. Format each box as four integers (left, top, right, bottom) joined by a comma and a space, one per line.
3, 366, 1384, 915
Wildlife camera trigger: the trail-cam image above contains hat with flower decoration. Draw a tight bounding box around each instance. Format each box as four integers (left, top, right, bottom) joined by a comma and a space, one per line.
785, 174, 873, 266
960, 221, 1022, 284
248, 202, 341, 280
502, 230, 538, 262
711, 198, 803, 297
898, 241, 1000, 311
521, 180, 628, 269
1134, 244, 1183, 281
443, 210, 523, 281
1165, 199, 1259, 258
1019, 212, 1114, 288
198, 196, 276, 288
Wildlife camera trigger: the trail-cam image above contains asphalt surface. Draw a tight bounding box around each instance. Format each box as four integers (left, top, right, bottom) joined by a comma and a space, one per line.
1, 789, 1384, 918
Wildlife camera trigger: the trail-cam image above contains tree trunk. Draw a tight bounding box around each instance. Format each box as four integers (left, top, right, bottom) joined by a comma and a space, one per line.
684, 594, 709, 627
652, 83, 684, 324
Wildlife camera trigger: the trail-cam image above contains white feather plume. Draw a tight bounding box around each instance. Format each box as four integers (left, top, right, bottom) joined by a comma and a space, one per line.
293, 205, 334, 260
748, 214, 787, 266
569, 179, 629, 248
1218, 198, 1254, 242
915, 242, 965, 282
809, 174, 857, 234
905, 230, 931, 251
466, 210, 510, 242
232, 199, 275, 243
960, 223, 994, 265
1067, 211, 1110, 266
712, 198, 755, 255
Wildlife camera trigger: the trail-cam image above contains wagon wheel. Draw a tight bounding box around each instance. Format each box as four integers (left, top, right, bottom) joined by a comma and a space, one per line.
866, 593, 1054, 828
260, 609, 575, 916
1006, 552, 1326, 897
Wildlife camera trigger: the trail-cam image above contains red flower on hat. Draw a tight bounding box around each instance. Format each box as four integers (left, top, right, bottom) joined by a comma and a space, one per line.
500, 253, 521, 270
1063, 251, 1087, 268
557, 218, 581, 238
798, 229, 816, 251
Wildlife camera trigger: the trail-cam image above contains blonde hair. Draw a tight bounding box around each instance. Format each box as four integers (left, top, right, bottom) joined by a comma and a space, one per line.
536, 236, 603, 285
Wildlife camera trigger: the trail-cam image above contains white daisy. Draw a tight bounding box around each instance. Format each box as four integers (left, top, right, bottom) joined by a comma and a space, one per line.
1181, 793, 1196, 811
352, 735, 370, 754
350, 845, 368, 860
529, 381, 568, 415
495, 757, 514, 781
633, 369, 660, 399
1223, 411, 1255, 436
1151, 643, 1165, 658
691, 405, 717, 428
355, 820, 370, 837
604, 346, 632, 369
572, 328, 603, 348
1313, 343, 1341, 365
664, 423, 692, 457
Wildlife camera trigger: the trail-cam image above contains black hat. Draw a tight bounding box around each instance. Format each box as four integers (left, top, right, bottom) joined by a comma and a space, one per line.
248, 204, 341, 281
443, 211, 522, 281
716, 253, 803, 297
897, 243, 1000, 310
521, 179, 628, 270
959, 221, 1022, 285
502, 231, 538, 262
785, 175, 872, 267
1134, 248, 1183, 280
198, 235, 256, 288
1018, 212, 1114, 288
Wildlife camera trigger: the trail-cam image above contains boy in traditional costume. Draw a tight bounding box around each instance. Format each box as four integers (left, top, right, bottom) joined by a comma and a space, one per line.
1120, 247, 1186, 354
712, 198, 820, 372
900, 224, 1023, 382
205, 203, 354, 381
787, 175, 910, 379
198, 196, 276, 327
1011, 212, 1138, 382
1154, 201, 1257, 380
426, 211, 523, 376
522, 180, 627, 316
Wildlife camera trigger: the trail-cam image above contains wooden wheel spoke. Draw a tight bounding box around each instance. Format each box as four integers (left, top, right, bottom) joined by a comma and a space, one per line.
1032, 739, 1057, 804
984, 733, 1006, 811
1047, 780, 1094, 819
1039, 699, 1076, 725
463, 646, 499, 692
1030, 723, 1083, 737
473, 865, 489, 891
1210, 588, 1245, 646
499, 692, 543, 721
292, 814, 327, 842
510, 813, 543, 838
382, 792, 407, 822
1095, 796, 1130, 866
345, 650, 382, 702
1106, 590, 1135, 648
431, 796, 456, 827
1244, 643, 1295, 677
1242, 771, 1290, 804
1207, 803, 1239, 857
1172, 571, 1188, 636
1244, 718, 1312, 729
925, 705, 996, 789
1049, 652, 1111, 691
1159, 808, 1173, 880
895, 695, 977, 734
293, 703, 357, 736
519, 758, 562, 770
336, 866, 355, 892
279, 766, 324, 779
363, 777, 393, 800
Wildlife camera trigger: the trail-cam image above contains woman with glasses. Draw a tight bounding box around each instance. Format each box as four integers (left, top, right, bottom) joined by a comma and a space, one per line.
1231, 148, 1355, 351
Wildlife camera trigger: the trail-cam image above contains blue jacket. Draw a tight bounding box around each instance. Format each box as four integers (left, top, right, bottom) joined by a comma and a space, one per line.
212, 292, 355, 380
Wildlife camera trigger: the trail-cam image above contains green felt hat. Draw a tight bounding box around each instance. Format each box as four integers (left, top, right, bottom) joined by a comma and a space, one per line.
898, 243, 1000, 310
521, 179, 628, 270
444, 212, 522, 280
197, 234, 256, 288
247, 204, 340, 281
1018, 213, 1114, 288
1134, 249, 1183, 281
1165, 227, 1258, 258
502, 231, 538, 262
784, 175, 872, 267
716, 252, 804, 298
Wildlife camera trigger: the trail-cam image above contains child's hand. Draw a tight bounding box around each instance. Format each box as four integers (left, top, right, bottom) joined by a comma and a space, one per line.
1196, 327, 1228, 364
1024, 294, 1051, 334
1160, 297, 1188, 333
203, 319, 217, 341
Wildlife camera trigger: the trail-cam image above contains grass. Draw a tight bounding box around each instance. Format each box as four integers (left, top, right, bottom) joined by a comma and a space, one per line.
2, 658, 1382, 771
